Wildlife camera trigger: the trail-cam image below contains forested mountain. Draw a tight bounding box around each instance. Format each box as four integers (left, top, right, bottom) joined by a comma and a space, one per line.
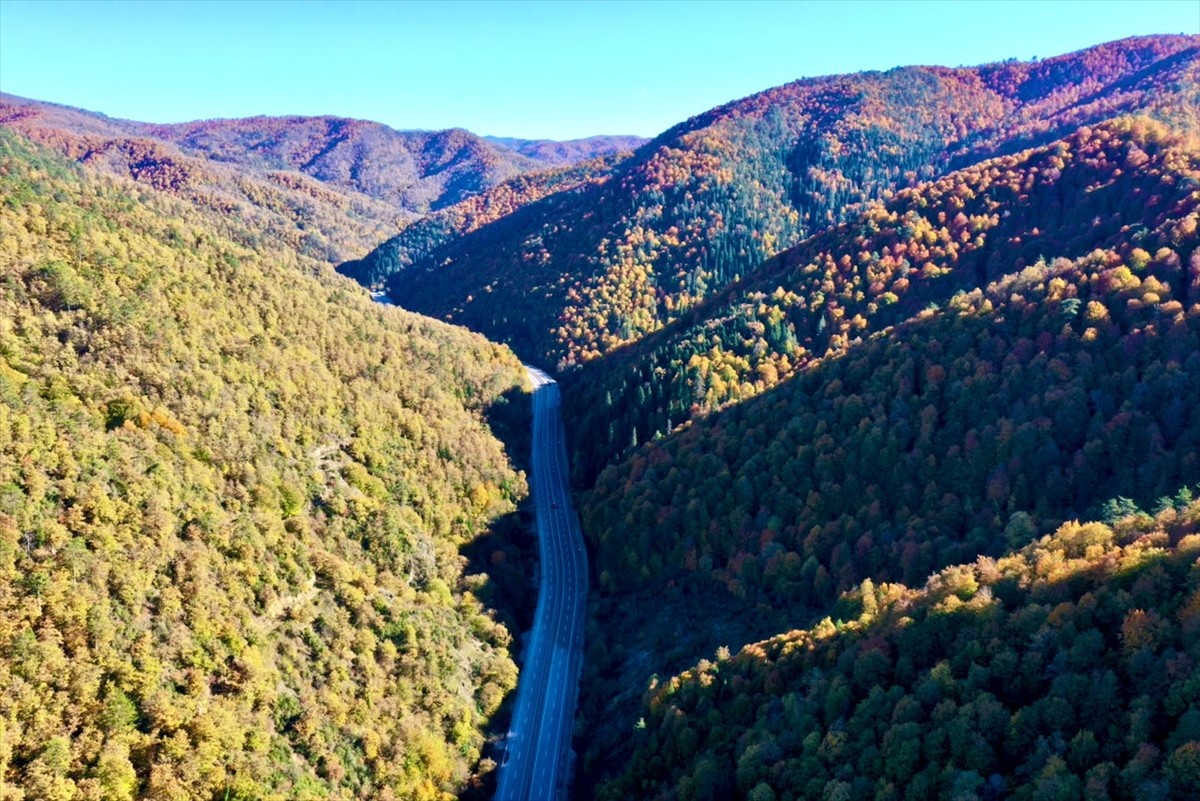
572, 116, 1200, 792
141, 116, 548, 212
337, 153, 629, 288
600, 498, 1200, 801
484, 135, 649, 166
563, 117, 1200, 480
373, 35, 1198, 367
0, 129, 531, 800
0, 94, 629, 264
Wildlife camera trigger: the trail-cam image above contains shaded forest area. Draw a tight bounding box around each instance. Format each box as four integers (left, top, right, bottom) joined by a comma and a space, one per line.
602, 498, 1200, 801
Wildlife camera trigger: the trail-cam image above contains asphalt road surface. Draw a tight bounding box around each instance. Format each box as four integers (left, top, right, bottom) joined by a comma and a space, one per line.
494, 367, 589, 801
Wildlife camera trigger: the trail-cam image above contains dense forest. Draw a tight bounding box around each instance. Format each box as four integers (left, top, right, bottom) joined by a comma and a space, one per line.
563, 117, 1200, 481
371, 35, 1198, 368
573, 116, 1200, 789
600, 496, 1200, 800
583, 118, 1200, 599
0, 94, 633, 264
337, 153, 629, 289
0, 129, 532, 800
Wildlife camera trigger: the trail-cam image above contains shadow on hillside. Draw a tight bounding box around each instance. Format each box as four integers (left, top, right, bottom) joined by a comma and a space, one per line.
590, 525, 1199, 799
457, 381, 538, 799
566, 277, 1200, 793
457, 503, 536, 801
483, 381, 533, 480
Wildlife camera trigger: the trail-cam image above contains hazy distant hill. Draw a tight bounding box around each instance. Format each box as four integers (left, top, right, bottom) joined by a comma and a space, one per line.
142, 115, 549, 212
485, 134, 649, 166
0, 94, 641, 262
371, 35, 1199, 367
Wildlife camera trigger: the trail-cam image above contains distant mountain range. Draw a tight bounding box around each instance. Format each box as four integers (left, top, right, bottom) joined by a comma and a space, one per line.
485, 134, 650, 165
0, 93, 644, 260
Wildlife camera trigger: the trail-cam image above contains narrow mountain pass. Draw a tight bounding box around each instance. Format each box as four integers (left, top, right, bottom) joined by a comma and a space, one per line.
495, 367, 589, 801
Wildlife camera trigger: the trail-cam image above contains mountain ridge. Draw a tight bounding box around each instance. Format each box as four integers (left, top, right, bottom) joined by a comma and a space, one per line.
570, 115, 1200, 793
0, 92, 646, 263
369, 34, 1198, 368
484, 134, 650, 166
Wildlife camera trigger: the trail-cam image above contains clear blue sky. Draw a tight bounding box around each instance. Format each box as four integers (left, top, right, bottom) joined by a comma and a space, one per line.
1, 0, 1196, 140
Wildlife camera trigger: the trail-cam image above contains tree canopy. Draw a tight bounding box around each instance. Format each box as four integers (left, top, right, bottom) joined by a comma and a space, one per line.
0, 129, 530, 800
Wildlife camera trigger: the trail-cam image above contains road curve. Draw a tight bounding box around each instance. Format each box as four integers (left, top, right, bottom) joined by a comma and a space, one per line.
495, 367, 589, 801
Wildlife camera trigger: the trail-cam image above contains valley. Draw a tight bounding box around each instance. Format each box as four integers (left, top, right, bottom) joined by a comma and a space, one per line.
1, 21, 1199, 801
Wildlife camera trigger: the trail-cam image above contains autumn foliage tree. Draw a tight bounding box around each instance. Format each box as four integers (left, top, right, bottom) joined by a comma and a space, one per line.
597, 498, 1200, 801
372, 36, 1197, 369
0, 129, 531, 800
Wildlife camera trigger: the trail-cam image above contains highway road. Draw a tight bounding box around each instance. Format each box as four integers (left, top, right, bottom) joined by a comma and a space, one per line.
494, 367, 589, 801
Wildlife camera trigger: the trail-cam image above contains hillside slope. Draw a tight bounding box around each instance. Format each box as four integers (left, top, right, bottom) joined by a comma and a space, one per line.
378, 35, 1199, 367
600, 498, 1200, 800
563, 117, 1200, 480
0, 94, 407, 261
338, 152, 630, 289
0, 129, 530, 800
573, 117, 1200, 790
